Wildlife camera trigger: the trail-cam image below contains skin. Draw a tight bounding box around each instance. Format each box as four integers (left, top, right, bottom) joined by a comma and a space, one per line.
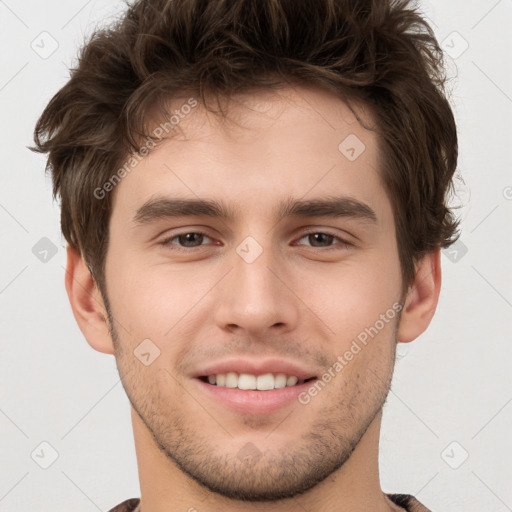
66, 84, 441, 512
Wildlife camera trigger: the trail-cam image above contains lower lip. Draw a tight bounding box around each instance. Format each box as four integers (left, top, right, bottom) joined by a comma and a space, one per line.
194, 378, 318, 415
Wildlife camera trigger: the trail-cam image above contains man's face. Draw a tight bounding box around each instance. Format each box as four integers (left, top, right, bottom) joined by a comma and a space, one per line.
104, 85, 403, 500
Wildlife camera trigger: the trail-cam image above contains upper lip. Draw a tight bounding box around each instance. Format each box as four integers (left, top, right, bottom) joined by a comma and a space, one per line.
194, 358, 319, 380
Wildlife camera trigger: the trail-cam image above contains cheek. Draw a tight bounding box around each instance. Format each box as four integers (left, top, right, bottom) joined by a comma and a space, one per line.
308, 262, 400, 328
105, 252, 204, 337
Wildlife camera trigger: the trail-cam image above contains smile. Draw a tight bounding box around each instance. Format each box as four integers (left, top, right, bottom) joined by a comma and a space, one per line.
201, 372, 316, 390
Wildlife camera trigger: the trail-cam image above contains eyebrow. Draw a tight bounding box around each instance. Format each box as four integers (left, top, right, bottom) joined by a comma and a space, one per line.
133, 195, 377, 225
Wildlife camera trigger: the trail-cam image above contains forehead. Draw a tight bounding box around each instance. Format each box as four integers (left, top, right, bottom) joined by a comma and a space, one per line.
153, 85, 376, 154
111, 84, 386, 223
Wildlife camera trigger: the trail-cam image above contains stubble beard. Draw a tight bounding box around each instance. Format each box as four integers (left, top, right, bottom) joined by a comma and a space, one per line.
104, 295, 397, 502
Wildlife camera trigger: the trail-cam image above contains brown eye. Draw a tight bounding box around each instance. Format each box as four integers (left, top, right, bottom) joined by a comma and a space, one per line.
176, 232, 206, 247
296, 232, 348, 249
160, 231, 213, 249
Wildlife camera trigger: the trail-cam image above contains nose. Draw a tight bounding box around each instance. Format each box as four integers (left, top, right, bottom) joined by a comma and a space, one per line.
213, 243, 300, 337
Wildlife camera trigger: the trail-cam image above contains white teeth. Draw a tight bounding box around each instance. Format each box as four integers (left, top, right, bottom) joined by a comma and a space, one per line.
225, 372, 238, 388
257, 373, 274, 390
205, 372, 308, 390
274, 374, 287, 389
238, 373, 257, 390
286, 376, 298, 386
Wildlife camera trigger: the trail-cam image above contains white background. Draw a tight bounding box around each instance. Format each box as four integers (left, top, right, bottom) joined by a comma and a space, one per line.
0, 1, 511, 511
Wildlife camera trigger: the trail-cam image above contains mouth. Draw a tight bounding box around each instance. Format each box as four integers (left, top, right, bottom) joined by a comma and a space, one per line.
192, 358, 320, 414
194, 371, 319, 415
198, 372, 317, 390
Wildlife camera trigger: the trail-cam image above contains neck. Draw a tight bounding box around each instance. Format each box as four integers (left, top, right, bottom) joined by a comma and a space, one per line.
132, 408, 401, 512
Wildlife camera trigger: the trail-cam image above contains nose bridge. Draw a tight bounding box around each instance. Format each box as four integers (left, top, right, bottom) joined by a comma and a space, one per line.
214, 236, 299, 333
236, 244, 279, 302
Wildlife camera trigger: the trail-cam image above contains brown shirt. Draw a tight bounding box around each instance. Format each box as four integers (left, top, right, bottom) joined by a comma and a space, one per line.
109, 494, 432, 511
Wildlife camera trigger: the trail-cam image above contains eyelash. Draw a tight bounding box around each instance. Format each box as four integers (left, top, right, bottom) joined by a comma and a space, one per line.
159, 230, 351, 251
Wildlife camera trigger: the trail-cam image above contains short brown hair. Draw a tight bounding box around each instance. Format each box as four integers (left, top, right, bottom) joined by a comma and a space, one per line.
32, 0, 459, 296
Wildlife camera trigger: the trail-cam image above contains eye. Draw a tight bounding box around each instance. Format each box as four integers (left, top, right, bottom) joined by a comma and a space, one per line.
158, 230, 350, 251
160, 231, 215, 249
295, 231, 350, 249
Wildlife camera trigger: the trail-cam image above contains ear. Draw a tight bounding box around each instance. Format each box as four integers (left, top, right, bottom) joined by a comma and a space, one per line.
397, 249, 441, 343
64, 246, 115, 354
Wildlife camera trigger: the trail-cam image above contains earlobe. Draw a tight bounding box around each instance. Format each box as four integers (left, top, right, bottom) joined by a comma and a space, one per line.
64, 246, 115, 355
397, 250, 441, 343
